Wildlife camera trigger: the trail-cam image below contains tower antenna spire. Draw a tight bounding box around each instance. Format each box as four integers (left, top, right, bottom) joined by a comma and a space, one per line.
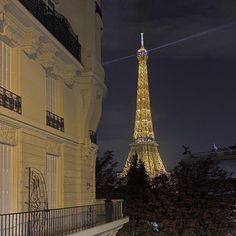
141, 32, 144, 47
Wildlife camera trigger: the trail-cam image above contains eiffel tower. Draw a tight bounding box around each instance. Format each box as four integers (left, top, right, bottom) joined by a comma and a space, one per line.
122, 33, 166, 177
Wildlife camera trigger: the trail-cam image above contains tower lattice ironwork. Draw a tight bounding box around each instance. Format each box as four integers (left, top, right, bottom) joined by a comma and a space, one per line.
122, 33, 166, 177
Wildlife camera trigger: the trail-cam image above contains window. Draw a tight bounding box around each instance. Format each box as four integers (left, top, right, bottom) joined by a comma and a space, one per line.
46, 154, 57, 209
0, 143, 12, 213
46, 77, 57, 113
46, 77, 64, 131
0, 41, 11, 90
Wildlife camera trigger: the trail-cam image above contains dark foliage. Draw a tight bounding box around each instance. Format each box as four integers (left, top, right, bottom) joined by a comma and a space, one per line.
151, 159, 236, 235
117, 157, 236, 235
117, 155, 155, 235
96, 151, 118, 199
96, 150, 236, 235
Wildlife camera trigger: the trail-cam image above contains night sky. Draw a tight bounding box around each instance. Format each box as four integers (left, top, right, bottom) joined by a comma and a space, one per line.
98, 0, 236, 171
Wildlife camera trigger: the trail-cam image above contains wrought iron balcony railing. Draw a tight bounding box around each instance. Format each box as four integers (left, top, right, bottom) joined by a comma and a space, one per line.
0, 201, 125, 235
46, 110, 64, 132
19, 0, 81, 63
89, 130, 97, 144
95, 2, 102, 18
0, 86, 22, 114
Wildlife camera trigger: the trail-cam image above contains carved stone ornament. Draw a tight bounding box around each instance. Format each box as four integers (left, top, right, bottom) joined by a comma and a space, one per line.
64, 78, 75, 88
46, 140, 61, 156
0, 123, 17, 146
82, 143, 98, 161
22, 30, 41, 58
37, 42, 57, 67
61, 64, 77, 88
0, 12, 24, 47
44, 65, 61, 80
0, 0, 8, 13
0, 12, 7, 34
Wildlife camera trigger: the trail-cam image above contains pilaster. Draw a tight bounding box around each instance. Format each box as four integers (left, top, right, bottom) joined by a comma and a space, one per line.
0, 122, 17, 146
46, 140, 62, 156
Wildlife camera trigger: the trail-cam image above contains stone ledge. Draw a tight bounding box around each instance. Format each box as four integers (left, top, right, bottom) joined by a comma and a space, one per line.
68, 217, 129, 236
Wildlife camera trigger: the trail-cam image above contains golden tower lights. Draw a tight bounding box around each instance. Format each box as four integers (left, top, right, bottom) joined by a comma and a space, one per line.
122, 33, 166, 177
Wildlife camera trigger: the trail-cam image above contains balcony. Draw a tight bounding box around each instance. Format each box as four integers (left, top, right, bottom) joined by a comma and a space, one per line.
0, 201, 127, 236
46, 110, 64, 132
95, 2, 102, 19
89, 130, 97, 144
19, 0, 81, 63
0, 86, 22, 114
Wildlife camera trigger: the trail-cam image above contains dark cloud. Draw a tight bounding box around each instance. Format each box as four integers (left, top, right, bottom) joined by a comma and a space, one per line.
102, 0, 236, 60
99, 0, 236, 171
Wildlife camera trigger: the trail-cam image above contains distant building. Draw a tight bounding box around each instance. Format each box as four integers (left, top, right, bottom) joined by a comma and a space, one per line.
121, 33, 166, 178
0, 0, 128, 235
182, 144, 236, 176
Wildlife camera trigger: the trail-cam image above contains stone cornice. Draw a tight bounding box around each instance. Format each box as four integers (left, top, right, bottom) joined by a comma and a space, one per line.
1, 0, 84, 81
1, 1, 107, 94
22, 28, 41, 57
0, 11, 25, 47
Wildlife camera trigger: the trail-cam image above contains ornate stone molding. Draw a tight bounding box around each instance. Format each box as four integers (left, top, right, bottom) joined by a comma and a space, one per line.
0, 0, 8, 12
22, 29, 41, 58
1, 0, 83, 82
80, 140, 98, 161
61, 64, 78, 88
37, 42, 56, 67
36, 42, 63, 80
0, 9, 26, 47
88, 146, 98, 160
0, 123, 17, 146
0, 12, 7, 34
46, 140, 61, 156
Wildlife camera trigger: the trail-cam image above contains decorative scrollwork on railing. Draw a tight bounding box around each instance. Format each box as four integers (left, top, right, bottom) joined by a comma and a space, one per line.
26, 167, 48, 212
26, 167, 48, 235
1, 201, 125, 235
46, 110, 64, 132
0, 86, 22, 114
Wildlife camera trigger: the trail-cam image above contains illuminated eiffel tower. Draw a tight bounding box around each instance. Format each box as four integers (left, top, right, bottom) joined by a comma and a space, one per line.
122, 33, 166, 177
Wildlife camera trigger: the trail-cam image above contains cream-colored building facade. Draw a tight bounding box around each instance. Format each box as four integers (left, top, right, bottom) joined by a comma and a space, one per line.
0, 0, 106, 214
